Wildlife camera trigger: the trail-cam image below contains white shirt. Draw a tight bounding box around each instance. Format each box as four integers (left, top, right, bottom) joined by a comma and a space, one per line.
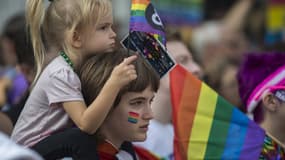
0, 132, 43, 160
135, 119, 174, 159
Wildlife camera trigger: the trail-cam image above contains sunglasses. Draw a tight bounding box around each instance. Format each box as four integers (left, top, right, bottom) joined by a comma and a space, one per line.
268, 86, 285, 102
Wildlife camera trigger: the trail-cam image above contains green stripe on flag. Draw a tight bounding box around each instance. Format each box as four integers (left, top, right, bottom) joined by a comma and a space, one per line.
131, 10, 145, 17
204, 96, 234, 159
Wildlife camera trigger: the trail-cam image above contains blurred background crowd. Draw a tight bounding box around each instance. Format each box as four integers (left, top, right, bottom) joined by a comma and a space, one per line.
0, 0, 284, 136
0, 0, 285, 159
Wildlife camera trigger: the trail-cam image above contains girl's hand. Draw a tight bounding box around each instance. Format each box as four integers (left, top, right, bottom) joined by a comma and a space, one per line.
108, 55, 138, 88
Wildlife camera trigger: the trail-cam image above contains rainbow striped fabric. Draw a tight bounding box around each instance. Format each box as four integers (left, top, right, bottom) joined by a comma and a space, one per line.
130, 0, 166, 45
170, 64, 266, 160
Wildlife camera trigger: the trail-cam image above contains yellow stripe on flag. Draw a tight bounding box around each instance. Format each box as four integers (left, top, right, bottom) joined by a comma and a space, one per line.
131, 4, 147, 11
188, 84, 218, 159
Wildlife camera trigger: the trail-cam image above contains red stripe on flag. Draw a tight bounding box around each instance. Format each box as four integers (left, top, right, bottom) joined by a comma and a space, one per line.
170, 65, 202, 160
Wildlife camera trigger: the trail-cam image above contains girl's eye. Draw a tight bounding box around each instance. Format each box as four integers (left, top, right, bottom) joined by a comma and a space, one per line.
97, 24, 108, 30
101, 26, 107, 30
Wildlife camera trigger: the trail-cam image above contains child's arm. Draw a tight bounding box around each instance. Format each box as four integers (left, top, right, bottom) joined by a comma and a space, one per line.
63, 55, 137, 134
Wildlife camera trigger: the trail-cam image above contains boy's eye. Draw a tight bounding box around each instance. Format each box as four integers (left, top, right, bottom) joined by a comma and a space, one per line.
130, 101, 143, 106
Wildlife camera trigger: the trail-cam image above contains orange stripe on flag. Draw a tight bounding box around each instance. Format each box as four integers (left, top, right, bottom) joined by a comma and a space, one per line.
132, 0, 150, 5
170, 65, 202, 160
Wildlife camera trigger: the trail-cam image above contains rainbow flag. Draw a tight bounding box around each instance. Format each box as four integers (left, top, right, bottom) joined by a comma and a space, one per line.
170, 64, 266, 160
130, 0, 166, 45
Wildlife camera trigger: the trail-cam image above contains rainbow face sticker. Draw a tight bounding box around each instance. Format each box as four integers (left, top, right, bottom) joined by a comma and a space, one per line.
128, 112, 139, 124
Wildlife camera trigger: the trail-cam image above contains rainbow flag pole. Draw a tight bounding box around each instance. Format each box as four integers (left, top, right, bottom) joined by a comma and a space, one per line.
170, 64, 265, 160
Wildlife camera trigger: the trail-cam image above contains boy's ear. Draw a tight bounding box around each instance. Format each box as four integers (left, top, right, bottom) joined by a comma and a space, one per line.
262, 93, 280, 112
70, 31, 83, 48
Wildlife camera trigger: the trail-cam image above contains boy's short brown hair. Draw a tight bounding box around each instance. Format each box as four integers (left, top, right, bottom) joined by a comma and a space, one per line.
79, 49, 160, 107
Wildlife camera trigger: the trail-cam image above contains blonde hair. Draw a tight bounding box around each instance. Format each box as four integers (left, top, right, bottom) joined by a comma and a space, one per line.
26, 0, 112, 84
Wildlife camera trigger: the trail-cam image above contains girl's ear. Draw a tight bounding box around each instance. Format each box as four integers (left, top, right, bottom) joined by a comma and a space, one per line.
262, 93, 280, 112
70, 31, 83, 48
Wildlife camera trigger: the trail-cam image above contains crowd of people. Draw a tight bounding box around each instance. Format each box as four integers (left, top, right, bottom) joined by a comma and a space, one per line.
0, 0, 284, 159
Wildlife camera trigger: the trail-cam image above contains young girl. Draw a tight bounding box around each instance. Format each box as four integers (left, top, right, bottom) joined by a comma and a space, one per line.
11, 0, 137, 158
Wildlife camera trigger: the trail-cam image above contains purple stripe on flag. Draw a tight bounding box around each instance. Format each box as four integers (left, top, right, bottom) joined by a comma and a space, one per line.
239, 121, 265, 159
130, 23, 165, 36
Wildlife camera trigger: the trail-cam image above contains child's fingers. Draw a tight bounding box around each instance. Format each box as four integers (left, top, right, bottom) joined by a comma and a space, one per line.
126, 66, 137, 81
121, 64, 135, 73
131, 74, 137, 80
127, 64, 135, 70
122, 55, 137, 65
128, 73, 137, 80
128, 70, 136, 75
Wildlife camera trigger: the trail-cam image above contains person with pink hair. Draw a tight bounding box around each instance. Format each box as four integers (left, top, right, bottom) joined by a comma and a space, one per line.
237, 52, 285, 159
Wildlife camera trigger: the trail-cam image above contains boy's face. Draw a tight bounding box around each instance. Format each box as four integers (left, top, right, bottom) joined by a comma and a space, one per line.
102, 85, 154, 142
83, 11, 116, 54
